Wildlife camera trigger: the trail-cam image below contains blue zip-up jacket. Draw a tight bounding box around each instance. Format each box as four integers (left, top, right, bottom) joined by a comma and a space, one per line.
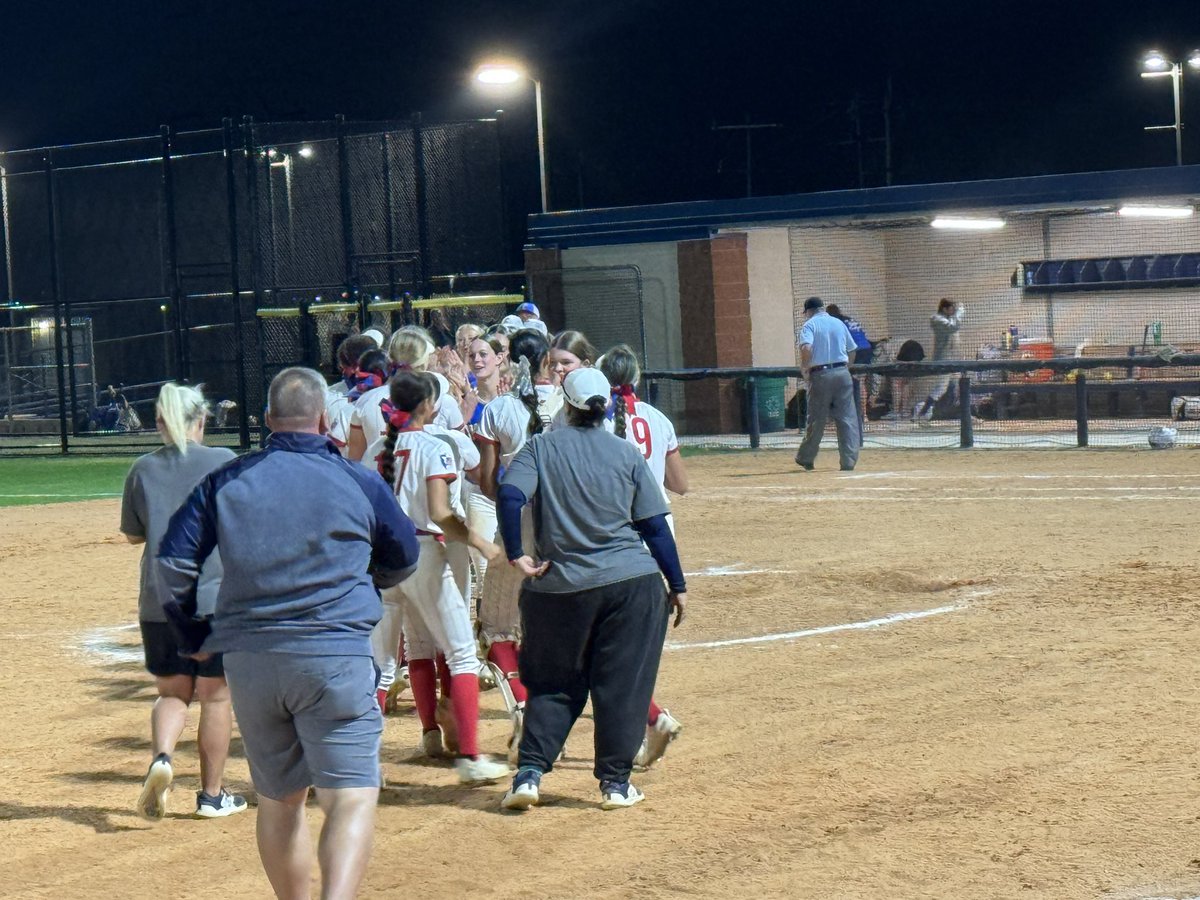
157, 431, 419, 657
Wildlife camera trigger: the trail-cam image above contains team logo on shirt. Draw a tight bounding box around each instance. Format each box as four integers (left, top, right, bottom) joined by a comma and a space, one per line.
439, 453, 452, 469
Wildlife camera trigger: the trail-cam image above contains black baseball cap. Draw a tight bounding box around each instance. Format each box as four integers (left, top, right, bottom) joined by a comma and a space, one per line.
803, 296, 825, 312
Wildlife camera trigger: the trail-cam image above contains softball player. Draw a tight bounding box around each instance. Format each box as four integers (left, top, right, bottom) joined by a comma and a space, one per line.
346, 330, 464, 470
599, 344, 689, 767
375, 371, 509, 784
121, 382, 247, 820
327, 348, 389, 456
475, 329, 563, 762
461, 335, 506, 608
549, 330, 598, 386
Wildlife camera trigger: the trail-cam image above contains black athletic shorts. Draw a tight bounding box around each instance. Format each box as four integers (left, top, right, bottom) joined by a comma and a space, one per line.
139, 621, 224, 679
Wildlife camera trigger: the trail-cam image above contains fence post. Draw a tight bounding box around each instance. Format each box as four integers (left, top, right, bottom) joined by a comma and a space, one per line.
957, 373, 974, 448
1075, 372, 1089, 447
746, 375, 761, 450
380, 132, 395, 318
299, 300, 316, 368
412, 112, 430, 315
160, 126, 185, 381
335, 114, 357, 316
223, 118, 251, 451
44, 151, 69, 453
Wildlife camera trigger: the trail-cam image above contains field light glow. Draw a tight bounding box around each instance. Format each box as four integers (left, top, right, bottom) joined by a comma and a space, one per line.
474, 65, 524, 85
1143, 50, 1170, 72
930, 216, 1005, 231
1118, 205, 1194, 218
297, 146, 314, 158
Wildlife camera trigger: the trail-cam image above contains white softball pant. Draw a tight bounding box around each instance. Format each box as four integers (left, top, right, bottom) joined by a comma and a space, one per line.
464, 484, 497, 607
398, 537, 476, 675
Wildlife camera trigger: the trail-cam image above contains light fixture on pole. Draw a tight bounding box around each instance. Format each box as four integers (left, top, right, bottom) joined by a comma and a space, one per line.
474, 60, 549, 213
1140, 48, 1200, 166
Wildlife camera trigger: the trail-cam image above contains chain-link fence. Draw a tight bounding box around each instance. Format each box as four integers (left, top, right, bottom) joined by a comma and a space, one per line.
0, 115, 510, 454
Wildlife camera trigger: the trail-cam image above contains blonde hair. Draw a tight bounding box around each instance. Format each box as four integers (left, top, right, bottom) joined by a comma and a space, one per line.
388, 329, 435, 371
155, 383, 209, 454
456, 323, 484, 344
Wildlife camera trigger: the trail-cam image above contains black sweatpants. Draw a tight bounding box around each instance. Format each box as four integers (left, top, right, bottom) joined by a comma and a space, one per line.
517, 572, 670, 783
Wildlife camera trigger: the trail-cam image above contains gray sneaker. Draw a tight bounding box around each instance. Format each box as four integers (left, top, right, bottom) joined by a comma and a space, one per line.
195, 788, 248, 819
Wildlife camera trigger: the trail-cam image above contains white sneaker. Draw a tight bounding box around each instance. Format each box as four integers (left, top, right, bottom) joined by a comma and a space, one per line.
436, 696, 459, 754
421, 728, 447, 759
599, 780, 645, 810
507, 704, 524, 766
455, 755, 511, 784
500, 774, 540, 811
194, 788, 248, 819
639, 709, 682, 769
137, 754, 173, 821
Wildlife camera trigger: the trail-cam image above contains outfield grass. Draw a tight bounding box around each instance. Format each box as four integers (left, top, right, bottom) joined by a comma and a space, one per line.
0, 456, 134, 507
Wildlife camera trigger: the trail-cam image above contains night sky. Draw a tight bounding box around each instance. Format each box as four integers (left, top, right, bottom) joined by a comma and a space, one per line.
3, 0, 1198, 213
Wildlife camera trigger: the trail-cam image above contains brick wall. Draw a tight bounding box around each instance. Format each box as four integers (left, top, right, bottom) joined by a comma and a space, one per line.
677, 233, 752, 433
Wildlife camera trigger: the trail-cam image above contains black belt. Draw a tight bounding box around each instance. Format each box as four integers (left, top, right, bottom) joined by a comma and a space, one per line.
809, 362, 847, 374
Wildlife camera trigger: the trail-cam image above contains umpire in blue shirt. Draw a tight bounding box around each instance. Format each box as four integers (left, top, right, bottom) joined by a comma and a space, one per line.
158, 366, 420, 900
795, 296, 861, 471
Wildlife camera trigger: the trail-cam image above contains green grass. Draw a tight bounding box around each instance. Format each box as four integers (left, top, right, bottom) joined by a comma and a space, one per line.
0, 456, 134, 507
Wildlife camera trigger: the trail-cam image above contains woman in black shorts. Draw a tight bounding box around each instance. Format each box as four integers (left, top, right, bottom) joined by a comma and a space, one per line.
120, 383, 247, 821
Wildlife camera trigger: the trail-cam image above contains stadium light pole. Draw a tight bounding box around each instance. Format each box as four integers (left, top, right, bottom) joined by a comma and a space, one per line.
474, 61, 549, 213
1141, 49, 1200, 165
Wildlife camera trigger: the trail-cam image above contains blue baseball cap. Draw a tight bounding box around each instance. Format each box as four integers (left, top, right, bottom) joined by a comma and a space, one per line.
516, 301, 540, 318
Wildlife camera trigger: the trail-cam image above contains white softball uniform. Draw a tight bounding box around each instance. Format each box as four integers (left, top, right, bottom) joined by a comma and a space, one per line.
371, 429, 474, 689
325, 389, 355, 456
425, 423, 479, 598
474, 384, 561, 643
349, 383, 465, 472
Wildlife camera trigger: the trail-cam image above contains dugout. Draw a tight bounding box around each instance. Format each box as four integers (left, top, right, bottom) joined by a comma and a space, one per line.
525, 165, 1200, 436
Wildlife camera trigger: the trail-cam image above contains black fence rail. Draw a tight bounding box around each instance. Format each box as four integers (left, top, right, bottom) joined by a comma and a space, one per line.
644, 352, 1200, 450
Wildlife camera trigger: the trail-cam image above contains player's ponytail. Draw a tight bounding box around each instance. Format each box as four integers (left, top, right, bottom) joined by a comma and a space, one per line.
155, 382, 209, 455
378, 372, 435, 484
599, 344, 641, 439
508, 330, 550, 436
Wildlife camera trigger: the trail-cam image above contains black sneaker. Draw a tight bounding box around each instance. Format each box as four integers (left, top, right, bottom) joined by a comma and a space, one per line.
501, 767, 542, 811
195, 788, 248, 818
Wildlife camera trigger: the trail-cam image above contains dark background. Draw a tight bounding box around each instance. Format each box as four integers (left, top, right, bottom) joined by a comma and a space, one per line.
2, 0, 1197, 214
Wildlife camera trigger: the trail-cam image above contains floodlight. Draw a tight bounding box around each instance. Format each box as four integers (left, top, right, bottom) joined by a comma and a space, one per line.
930, 216, 1006, 231
474, 64, 525, 85
1188, 49, 1200, 72
1143, 50, 1170, 72
297, 145, 314, 158
1118, 204, 1194, 218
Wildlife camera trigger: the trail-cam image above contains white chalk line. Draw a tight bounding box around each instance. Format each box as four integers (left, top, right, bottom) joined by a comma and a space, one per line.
72, 623, 142, 665
685, 564, 793, 577
0, 491, 121, 499
667, 600, 977, 651
840, 471, 1200, 481
707, 493, 1200, 503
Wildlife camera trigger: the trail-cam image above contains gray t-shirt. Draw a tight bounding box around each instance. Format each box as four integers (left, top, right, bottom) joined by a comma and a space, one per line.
121, 442, 235, 622
502, 425, 668, 594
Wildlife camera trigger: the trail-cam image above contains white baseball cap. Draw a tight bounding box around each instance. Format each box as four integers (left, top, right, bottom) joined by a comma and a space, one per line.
563, 367, 611, 410
361, 328, 385, 348
523, 318, 548, 337
498, 314, 524, 334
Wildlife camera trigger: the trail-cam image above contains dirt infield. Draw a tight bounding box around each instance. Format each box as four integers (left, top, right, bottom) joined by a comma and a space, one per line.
3, 448, 1200, 899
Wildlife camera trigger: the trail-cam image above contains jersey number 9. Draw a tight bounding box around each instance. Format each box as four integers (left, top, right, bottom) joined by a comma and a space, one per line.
630, 416, 652, 459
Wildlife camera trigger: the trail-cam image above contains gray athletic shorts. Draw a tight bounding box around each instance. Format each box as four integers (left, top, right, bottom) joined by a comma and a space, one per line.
223, 652, 382, 800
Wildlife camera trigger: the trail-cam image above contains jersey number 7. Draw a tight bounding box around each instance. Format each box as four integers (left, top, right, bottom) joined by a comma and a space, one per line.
391, 449, 411, 492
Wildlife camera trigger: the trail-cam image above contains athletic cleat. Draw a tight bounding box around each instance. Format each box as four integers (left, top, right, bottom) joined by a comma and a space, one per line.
194, 788, 248, 819
477, 659, 497, 691
500, 768, 542, 811
507, 704, 524, 766
137, 753, 173, 821
421, 728, 447, 759
455, 754, 510, 784
637, 709, 682, 769
599, 780, 644, 810
436, 696, 459, 754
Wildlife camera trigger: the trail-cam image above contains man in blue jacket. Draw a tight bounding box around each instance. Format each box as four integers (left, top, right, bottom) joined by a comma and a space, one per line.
158, 366, 419, 900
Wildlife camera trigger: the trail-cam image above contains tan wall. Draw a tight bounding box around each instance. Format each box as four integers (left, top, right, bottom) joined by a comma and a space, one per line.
741, 228, 794, 366
788, 226, 887, 352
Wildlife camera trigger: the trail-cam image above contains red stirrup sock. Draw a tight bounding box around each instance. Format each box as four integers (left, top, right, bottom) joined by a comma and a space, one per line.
376, 688, 388, 712
407, 659, 438, 731
648, 699, 664, 727
449, 674, 481, 757
487, 641, 528, 704
435, 654, 453, 698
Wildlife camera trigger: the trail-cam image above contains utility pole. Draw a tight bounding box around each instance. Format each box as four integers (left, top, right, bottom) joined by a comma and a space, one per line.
713, 114, 782, 197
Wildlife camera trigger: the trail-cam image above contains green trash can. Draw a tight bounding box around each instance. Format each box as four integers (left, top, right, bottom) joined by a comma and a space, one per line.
743, 376, 788, 433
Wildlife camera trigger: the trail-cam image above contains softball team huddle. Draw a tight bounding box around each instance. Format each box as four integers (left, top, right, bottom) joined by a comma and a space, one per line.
124, 310, 690, 821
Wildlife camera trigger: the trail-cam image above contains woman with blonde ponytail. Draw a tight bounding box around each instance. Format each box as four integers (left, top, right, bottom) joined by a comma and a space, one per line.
120, 383, 246, 821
